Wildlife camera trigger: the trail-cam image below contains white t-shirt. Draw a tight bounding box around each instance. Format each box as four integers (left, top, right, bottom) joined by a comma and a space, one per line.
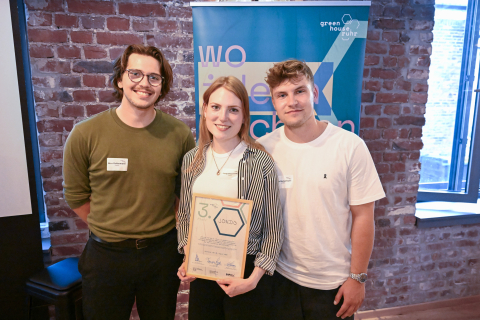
257, 122, 385, 290
192, 142, 247, 198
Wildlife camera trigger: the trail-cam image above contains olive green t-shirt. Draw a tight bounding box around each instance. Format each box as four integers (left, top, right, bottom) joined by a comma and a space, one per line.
63, 108, 195, 242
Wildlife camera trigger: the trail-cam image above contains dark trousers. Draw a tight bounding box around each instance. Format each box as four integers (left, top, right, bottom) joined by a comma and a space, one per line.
188, 255, 277, 320
78, 228, 182, 320
269, 271, 354, 320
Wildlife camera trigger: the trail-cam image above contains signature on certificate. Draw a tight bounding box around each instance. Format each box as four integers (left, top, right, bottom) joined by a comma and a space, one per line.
195, 254, 201, 262
206, 257, 221, 267
227, 261, 236, 268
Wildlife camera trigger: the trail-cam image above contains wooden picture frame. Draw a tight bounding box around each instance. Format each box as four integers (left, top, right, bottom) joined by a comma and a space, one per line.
185, 193, 253, 281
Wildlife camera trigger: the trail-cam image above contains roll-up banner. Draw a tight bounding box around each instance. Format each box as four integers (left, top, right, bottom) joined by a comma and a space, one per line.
191, 1, 370, 138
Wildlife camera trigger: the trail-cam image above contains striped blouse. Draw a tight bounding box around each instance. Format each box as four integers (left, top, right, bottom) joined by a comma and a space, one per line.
177, 143, 284, 276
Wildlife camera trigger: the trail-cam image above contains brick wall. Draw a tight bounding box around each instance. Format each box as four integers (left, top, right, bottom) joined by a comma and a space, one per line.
23, 0, 480, 317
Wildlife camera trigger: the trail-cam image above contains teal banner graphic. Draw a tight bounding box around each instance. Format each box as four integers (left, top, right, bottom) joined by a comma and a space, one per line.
191, 1, 370, 138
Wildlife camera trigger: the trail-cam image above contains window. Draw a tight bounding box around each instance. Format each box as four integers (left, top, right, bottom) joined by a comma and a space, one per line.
418, 0, 480, 203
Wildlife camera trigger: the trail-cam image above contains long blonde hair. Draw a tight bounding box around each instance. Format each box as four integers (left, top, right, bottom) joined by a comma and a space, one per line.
188, 76, 266, 172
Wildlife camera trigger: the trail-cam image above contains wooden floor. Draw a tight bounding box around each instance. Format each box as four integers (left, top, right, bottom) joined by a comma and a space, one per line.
356, 295, 480, 320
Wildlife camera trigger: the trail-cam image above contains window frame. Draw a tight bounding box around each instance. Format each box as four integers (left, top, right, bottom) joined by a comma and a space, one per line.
418, 0, 480, 203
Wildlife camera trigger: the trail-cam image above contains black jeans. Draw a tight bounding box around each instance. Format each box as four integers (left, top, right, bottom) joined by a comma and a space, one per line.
188, 255, 277, 320
269, 271, 354, 320
78, 228, 182, 320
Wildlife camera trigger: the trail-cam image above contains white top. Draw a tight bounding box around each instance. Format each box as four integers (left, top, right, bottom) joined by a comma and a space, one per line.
257, 122, 385, 290
192, 142, 248, 198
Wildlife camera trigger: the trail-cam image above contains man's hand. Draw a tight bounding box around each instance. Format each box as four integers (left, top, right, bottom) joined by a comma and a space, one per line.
177, 262, 196, 283
334, 278, 365, 319
217, 277, 256, 297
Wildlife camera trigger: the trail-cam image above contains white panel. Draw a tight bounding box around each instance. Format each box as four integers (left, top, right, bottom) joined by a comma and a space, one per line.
0, 0, 33, 217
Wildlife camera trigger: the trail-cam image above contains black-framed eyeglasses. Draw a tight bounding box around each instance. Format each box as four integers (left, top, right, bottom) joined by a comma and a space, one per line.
125, 69, 164, 87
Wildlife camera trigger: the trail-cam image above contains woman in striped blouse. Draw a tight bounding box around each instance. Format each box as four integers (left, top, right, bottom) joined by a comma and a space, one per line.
177, 76, 284, 320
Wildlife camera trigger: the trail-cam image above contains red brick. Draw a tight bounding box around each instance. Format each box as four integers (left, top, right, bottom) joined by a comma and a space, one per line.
72, 90, 96, 102
173, 64, 194, 76
395, 79, 412, 91
84, 46, 108, 59
36, 103, 59, 117
25, 0, 63, 12
416, 56, 431, 67
62, 105, 85, 117
51, 232, 88, 245
384, 152, 400, 162
363, 68, 369, 78
389, 44, 405, 56
118, 3, 166, 17
55, 14, 78, 28
383, 31, 399, 42
372, 19, 405, 30
67, 0, 114, 14
37, 119, 74, 133
133, 19, 155, 32
75, 219, 89, 230
28, 29, 68, 43
376, 93, 408, 103
383, 56, 397, 67
410, 20, 434, 31
57, 45, 81, 59
411, 92, 428, 104
86, 104, 109, 116
163, 90, 190, 102
98, 90, 116, 102
365, 81, 382, 92
409, 45, 431, 55
398, 57, 410, 68
109, 47, 126, 60
371, 68, 400, 79
384, 5, 402, 18
392, 162, 406, 173
36, 60, 70, 73
59, 76, 81, 88
71, 31, 93, 44
83, 75, 106, 88
51, 244, 85, 257
365, 105, 382, 115
149, 35, 192, 49
366, 42, 388, 54
97, 32, 143, 45
38, 133, 62, 147
28, 12, 52, 26
107, 17, 130, 31
413, 83, 428, 92
32, 77, 54, 88
384, 105, 400, 115
362, 93, 374, 103
181, 78, 194, 88
181, 21, 193, 34
383, 129, 398, 139
44, 178, 63, 191
367, 30, 381, 41
41, 149, 63, 162
30, 44, 54, 58
383, 81, 394, 90
81, 16, 105, 29
168, 6, 192, 19
157, 20, 178, 33
410, 128, 422, 138
362, 129, 382, 140
365, 55, 380, 66
377, 118, 392, 128
394, 141, 424, 150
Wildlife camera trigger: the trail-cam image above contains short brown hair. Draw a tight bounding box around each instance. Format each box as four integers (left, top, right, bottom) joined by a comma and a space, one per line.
188, 76, 266, 172
265, 59, 314, 91
110, 44, 173, 104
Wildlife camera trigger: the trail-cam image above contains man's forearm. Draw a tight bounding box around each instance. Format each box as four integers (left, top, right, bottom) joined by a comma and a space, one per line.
73, 201, 91, 224
350, 202, 375, 273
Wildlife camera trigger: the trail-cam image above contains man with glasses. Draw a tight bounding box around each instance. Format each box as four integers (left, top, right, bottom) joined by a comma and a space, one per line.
63, 44, 195, 319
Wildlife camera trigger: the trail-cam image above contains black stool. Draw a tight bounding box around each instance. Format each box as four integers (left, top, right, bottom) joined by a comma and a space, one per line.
26, 257, 83, 320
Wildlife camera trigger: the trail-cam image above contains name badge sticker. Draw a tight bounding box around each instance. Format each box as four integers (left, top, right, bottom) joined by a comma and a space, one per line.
221, 168, 238, 180
107, 158, 128, 171
278, 175, 293, 189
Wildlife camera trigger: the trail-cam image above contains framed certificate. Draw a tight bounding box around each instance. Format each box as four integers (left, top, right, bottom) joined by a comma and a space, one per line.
185, 193, 253, 281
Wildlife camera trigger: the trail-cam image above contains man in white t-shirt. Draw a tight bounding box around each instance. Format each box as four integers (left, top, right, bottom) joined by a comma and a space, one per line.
257, 60, 385, 320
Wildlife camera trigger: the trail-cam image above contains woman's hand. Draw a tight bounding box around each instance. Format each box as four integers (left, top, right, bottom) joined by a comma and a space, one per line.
177, 262, 196, 283
216, 266, 265, 297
